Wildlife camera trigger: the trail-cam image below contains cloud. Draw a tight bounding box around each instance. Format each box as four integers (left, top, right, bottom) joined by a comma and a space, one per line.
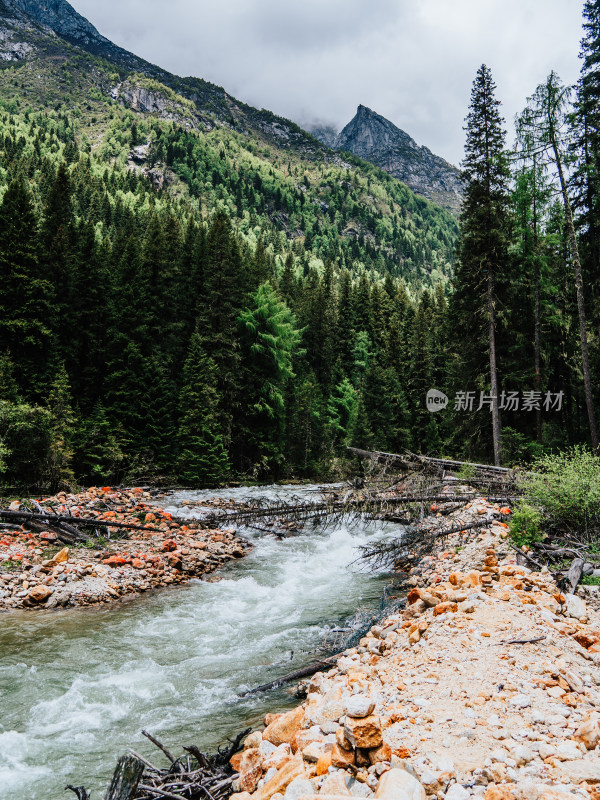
71, 0, 584, 166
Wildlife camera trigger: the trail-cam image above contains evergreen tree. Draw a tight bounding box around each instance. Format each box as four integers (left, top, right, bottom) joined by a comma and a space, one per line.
178, 332, 229, 486
0, 179, 55, 396
451, 65, 510, 465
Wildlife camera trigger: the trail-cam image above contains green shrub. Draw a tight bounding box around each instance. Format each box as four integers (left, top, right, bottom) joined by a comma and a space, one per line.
508, 503, 543, 547
519, 446, 600, 537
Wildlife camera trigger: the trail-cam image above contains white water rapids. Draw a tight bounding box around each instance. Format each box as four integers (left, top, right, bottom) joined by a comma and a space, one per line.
0, 485, 401, 800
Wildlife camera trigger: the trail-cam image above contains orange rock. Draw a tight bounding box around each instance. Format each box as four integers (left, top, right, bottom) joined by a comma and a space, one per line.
264, 712, 282, 726
132, 558, 144, 569
316, 751, 332, 775
466, 571, 482, 587
291, 728, 323, 754
449, 572, 462, 586
229, 752, 243, 771
27, 585, 53, 603
574, 631, 600, 649
263, 706, 304, 746
485, 786, 516, 800
433, 602, 458, 616
392, 747, 412, 759
255, 756, 305, 800
407, 588, 421, 604
331, 743, 355, 768
237, 748, 264, 793
344, 715, 382, 748
369, 742, 392, 764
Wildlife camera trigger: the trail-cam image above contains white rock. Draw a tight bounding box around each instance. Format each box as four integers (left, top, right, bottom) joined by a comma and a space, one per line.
284, 778, 315, 800
509, 694, 532, 709
555, 740, 582, 761
344, 694, 376, 719
510, 745, 535, 766
375, 769, 426, 800
487, 715, 501, 727
445, 784, 471, 800
538, 743, 556, 760
565, 593, 587, 620
263, 767, 278, 783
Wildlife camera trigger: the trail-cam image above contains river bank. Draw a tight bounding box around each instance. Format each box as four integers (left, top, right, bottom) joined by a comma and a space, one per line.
0, 486, 248, 611
227, 497, 600, 800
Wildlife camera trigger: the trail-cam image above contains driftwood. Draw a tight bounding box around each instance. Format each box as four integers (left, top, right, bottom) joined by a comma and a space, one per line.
565, 558, 585, 594
241, 654, 341, 696
75, 729, 241, 800
105, 755, 145, 800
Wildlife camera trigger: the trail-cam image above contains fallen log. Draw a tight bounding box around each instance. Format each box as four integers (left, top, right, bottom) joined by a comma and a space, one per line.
0, 509, 181, 536
347, 447, 512, 475
240, 654, 341, 696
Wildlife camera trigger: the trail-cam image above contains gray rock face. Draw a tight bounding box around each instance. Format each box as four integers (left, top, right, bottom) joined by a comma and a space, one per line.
311, 105, 463, 213
6, 0, 110, 47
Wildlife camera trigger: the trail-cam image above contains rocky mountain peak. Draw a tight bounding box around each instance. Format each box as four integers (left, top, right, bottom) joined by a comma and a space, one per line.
311, 105, 463, 213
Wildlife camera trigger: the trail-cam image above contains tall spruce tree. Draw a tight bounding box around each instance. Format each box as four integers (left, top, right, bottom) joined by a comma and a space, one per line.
452, 65, 510, 465
519, 72, 599, 451
0, 179, 55, 397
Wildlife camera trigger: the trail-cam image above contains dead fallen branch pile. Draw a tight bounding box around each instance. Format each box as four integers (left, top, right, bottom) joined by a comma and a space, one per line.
68, 729, 242, 800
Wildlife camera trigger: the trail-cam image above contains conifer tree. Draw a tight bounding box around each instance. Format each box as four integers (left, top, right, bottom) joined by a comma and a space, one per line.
178, 332, 229, 486
0, 179, 55, 397
451, 65, 510, 465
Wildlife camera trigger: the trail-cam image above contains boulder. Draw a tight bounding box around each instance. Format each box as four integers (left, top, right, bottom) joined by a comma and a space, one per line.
27, 585, 53, 603
319, 772, 352, 796
256, 757, 306, 800
331, 743, 356, 768
559, 759, 600, 783
374, 768, 425, 800
565, 593, 587, 620
345, 695, 376, 719
283, 778, 315, 800
264, 707, 304, 746
238, 748, 264, 793
344, 715, 382, 749
574, 714, 600, 749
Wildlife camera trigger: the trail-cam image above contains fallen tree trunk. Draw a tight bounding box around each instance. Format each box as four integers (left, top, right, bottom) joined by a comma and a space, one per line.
0, 508, 179, 535
240, 654, 341, 696
347, 447, 512, 475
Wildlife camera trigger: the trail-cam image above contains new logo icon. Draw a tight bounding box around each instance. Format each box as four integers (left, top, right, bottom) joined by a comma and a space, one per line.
426, 389, 448, 413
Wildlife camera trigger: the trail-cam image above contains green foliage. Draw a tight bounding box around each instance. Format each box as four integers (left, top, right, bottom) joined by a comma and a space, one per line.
508, 503, 544, 547
519, 447, 600, 535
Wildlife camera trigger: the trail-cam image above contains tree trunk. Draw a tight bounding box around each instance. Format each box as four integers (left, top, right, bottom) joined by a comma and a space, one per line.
532, 157, 542, 443
104, 755, 144, 800
488, 269, 502, 466
552, 139, 600, 452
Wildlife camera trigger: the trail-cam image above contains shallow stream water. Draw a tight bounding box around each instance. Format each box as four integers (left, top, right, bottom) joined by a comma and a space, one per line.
0, 484, 401, 800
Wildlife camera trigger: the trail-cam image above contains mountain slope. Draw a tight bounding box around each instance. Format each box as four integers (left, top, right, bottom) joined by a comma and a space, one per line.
0, 0, 458, 288
311, 105, 463, 213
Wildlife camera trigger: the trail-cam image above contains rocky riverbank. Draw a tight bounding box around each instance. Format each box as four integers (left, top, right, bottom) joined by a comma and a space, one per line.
0, 486, 248, 611
228, 498, 600, 800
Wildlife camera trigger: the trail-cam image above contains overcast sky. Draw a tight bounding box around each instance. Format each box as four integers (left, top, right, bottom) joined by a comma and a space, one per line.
71, 0, 584, 166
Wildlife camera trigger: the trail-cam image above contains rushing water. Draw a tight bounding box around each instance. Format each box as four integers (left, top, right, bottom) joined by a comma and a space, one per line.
0, 485, 401, 800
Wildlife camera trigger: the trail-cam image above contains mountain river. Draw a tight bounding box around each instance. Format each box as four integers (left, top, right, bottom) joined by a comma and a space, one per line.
0, 484, 401, 800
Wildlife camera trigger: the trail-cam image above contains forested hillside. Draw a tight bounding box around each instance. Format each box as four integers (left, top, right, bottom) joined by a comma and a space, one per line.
0, 0, 599, 488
